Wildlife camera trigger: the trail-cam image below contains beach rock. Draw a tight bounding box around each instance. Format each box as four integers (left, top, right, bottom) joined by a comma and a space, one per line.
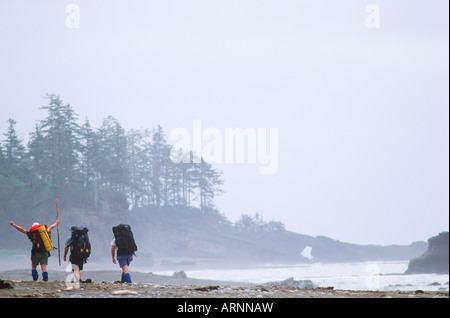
405, 232, 449, 274
266, 277, 315, 289
317, 286, 334, 290
172, 271, 187, 279
193, 285, 220, 292
0, 279, 13, 289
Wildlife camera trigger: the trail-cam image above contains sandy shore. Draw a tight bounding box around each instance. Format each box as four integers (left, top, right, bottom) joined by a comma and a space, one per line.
0, 270, 448, 298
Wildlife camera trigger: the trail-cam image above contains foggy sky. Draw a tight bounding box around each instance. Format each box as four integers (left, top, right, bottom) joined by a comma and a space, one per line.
0, 0, 448, 245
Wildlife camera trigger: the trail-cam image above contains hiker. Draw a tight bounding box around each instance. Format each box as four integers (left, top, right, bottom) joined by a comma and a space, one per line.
10, 219, 59, 281
111, 224, 137, 283
64, 225, 91, 282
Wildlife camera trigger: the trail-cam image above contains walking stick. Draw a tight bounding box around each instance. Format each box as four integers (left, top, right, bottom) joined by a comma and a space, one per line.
57, 198, 61, 266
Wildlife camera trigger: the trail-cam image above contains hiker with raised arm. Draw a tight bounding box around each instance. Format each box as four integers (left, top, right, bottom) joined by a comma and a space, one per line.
10, 219, 59, 281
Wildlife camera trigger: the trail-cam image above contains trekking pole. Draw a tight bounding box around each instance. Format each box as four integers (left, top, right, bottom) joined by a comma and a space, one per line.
57, 198, 61, 266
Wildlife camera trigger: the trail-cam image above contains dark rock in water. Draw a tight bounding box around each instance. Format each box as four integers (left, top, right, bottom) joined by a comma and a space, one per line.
265, 277, 315, 289
405, 232, 449, 275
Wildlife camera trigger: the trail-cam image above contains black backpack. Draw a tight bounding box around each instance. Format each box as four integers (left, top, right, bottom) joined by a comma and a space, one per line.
112, 224, 137, 255
70, 226, 91, 259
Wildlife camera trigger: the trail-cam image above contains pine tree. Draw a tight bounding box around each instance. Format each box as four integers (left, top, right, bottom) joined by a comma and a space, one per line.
2, 118, 25, 179
192, 158, 224, 211
96, 115, 129, 192
149, 125, 171, 208
126, 128, 153, 208
27, 124, 47, 183
79, 118, 96, 187
79, 118, 101, 208
28, 94, 82, 199
0, 144, 6, 175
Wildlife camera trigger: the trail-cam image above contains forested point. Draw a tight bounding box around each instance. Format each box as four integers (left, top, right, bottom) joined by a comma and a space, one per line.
1, 94, 286, 248
1, 93, 227, 208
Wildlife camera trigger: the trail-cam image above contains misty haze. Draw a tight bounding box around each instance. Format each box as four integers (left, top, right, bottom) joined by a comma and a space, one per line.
0, 0, 448, 299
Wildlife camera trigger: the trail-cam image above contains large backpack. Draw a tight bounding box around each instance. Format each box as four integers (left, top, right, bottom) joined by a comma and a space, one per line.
70, 226, 91, 259
27, 224, 50, 254
112, 224, 137, 255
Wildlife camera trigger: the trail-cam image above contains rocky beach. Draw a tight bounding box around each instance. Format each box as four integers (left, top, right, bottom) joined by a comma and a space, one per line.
0, 269, 448, 298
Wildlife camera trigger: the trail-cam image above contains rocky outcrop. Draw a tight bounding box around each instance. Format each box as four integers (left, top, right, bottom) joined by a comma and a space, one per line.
405, 232, 449, 274
265, 277, 315, 289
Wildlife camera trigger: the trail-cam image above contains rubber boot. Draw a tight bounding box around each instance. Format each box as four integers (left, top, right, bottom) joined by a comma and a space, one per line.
42, 272, 48, 282
123, 273, 131, 283
31, 269, 38, 281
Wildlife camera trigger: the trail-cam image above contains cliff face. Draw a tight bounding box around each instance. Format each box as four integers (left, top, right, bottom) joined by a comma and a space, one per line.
405, 232, 449, 275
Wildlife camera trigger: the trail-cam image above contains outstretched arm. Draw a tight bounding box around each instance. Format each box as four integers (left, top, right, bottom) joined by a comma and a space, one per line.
10, 221, 27, 235
47, 219, 60, 231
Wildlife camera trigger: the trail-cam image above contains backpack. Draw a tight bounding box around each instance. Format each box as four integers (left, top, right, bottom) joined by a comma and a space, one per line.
112, 224, 137, 255
27, 224, 49, 253
70, 226, 91, 259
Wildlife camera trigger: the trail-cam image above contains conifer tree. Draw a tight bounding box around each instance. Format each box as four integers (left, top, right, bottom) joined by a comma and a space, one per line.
2, 118, 25, 179
28, 94, 82, 199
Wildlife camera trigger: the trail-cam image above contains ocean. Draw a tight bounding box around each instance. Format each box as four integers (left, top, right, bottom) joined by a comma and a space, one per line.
154, 261, 449, 292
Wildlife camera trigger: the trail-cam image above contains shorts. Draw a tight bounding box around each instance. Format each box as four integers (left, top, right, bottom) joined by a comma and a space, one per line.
69, 255, 85, 271
31, 251, 48, 268
117, 254, 132, 268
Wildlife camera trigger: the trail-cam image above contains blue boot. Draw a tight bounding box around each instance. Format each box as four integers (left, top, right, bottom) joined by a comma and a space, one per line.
42, 272, 48, 282
123, 273, 132, 283
31, 269, 38, 281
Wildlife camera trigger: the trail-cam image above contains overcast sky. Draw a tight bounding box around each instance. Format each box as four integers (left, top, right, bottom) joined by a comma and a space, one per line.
0, 0, 448, 245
